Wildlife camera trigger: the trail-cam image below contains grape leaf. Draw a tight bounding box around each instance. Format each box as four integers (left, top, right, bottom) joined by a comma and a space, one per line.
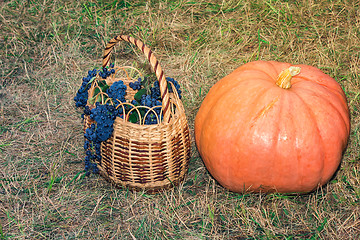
128, 112, 139, 123
88, 88, 101, 105
98, 80, 109, 92
134, 89, 147, 101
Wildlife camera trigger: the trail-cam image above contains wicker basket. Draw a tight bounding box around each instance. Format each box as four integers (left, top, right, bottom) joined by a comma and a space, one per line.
83, 35, 191, 193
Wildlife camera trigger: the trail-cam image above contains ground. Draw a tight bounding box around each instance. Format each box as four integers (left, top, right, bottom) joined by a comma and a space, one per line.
0, 0, 359, 239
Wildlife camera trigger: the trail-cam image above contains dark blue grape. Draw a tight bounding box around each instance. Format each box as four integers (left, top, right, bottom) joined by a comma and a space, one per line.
74, 88, 88, 108
92, 163, 99, 174
129, 78, 142, 90
89, 103, 116, 142
139, 94, 163, 125
106, 81, 127, 105
99, 67, 113, 79
84, 105, 91, 116
114, 107, 124, 117
77, 67, 115, 176
74, 69, 98, 108
150, 81, 161, 99
84, 140, 90, 150
95, 143, 101, 151
140, 95, 152, 107
166, 77, 182, 99
83, 101, 118, 175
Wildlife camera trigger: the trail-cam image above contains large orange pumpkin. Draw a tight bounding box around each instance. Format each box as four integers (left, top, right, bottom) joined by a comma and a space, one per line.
195, 61, 350, 193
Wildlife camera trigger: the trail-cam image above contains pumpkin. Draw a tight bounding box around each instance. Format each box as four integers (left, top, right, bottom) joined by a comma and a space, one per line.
195, 61, 350, 193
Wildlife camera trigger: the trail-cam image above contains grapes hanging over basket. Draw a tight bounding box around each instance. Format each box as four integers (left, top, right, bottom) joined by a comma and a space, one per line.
74, 64, 182, 176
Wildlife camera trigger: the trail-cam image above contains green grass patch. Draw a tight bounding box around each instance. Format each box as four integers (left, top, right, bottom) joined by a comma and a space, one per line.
0, 0, 359, 238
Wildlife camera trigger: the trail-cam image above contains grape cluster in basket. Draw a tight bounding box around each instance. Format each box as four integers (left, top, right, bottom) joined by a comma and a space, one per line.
74, 64, 182, 175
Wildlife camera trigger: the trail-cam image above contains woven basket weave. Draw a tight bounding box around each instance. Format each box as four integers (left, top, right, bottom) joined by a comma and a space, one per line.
83, 35, 191, 193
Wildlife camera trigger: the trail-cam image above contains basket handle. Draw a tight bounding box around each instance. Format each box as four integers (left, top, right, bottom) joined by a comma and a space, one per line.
102, 35, 171, 123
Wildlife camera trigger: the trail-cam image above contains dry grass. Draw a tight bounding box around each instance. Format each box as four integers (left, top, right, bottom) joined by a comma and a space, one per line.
0, 0, 359, 239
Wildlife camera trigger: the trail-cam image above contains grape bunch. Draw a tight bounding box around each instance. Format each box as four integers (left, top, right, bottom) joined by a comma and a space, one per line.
74, 64, 118, 176
99, 63, 115, 79
140, 94, 161, 108
88, 103, 117, 141
74, 69, 98, 108
129, 77, 142, 90
83, 102, 117, 175
150, 77, 182, 100
127, 77, 183, 125
106, 81, 127, 105
82, 105, 91, 118
166, 77, 182, 99
150, 80, 161, 99
84, 138, 100, 175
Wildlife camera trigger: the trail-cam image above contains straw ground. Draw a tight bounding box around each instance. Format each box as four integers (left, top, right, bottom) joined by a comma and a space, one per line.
0, 0, 359, 239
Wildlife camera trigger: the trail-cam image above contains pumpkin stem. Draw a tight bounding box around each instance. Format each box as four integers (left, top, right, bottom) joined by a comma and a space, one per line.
276, 66, 301, 89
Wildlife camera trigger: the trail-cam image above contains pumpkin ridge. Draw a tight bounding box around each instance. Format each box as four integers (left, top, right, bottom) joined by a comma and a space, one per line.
246, 94, 283, 192
199, 80, 269, 148
287, 95, 304, 190
253, 70, 277, 83
195, 71, 275, 139
273, 93, 304, 192
291, 90, 326, 185
233, 68, 279, 85
292, 74, 346, 100
204, 78, 276, 131
292, 85, 350, 135
237, 61, 284, 83
268, 93, 282, 190
248, 76, 295, 128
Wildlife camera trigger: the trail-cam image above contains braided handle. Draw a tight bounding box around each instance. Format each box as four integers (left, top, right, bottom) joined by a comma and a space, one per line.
102, 35, 171, 123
